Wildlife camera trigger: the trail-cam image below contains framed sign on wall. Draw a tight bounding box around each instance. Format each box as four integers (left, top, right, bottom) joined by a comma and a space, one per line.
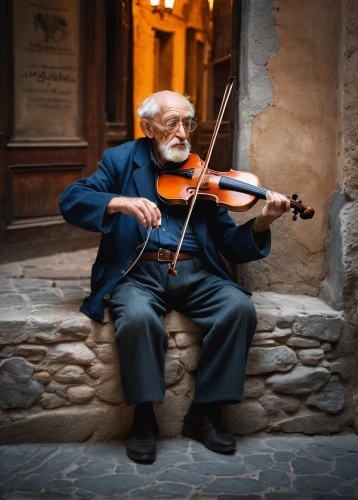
12, 0, 83, 144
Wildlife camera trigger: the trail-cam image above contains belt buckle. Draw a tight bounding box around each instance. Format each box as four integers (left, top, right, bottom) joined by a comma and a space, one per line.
158, 248, 171, 262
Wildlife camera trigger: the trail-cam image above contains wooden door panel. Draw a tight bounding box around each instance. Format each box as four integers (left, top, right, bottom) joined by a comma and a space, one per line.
194, 0, 234, 171
0, 0, 104, 261
9, 163, 84, 219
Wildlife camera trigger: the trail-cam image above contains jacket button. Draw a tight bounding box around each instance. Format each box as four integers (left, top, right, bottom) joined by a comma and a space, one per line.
104, 294, 110, 301
120, 270, 125, 275
127, 260, 133, 266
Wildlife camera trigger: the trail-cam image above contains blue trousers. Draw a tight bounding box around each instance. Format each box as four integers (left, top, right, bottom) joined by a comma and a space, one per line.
108, 258, 257, 406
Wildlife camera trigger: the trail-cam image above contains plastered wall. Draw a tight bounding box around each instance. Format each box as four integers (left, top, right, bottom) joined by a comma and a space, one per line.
234, 0, 342, 297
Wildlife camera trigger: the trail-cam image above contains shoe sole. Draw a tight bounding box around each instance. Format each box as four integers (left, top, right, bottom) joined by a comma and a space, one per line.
127, 449, 156, 462
182, 424, 236, 453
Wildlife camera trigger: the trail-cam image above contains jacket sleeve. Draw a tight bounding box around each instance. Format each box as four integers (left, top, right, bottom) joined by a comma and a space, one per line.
214, 208, 271, 264
59, 150, 121, 233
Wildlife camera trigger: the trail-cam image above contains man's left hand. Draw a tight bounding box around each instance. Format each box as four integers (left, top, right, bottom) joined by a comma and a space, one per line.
253, 190, 291, 233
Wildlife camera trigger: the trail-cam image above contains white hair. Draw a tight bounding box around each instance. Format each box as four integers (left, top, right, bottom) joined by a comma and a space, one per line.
137, 91, 195, 119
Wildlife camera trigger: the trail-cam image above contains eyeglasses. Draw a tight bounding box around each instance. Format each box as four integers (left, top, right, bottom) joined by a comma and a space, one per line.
150, 118, 197, 134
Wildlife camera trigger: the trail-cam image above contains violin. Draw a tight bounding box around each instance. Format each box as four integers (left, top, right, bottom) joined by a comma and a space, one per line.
156, 76, 314, 274
157, 153, 315, 221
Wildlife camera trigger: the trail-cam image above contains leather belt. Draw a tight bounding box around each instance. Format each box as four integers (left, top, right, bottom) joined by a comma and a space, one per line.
140, 248, 195, 262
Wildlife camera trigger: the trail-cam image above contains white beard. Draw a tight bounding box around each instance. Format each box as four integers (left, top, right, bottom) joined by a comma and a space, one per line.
157, 138, 191, 163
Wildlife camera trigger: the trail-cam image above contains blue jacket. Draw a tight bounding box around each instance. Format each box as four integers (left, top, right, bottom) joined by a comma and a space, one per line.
59, 138, 271, 322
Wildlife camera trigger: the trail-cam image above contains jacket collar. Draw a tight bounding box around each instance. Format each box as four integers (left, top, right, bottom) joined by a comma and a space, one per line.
133, 138, 156, 240
133, 137, 153, 169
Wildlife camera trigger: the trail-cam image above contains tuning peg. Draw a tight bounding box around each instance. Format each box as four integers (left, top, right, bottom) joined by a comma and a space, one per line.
292, 194, 298, 201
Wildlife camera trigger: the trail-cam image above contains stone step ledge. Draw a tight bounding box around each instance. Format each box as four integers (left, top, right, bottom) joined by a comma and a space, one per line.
0, 292, 352, 443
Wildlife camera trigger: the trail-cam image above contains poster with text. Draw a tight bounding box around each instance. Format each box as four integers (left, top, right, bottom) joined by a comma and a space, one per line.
13, 0, 82, 141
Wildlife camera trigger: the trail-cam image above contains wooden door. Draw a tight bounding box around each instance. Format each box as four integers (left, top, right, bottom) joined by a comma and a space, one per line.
105, 0, 133, 149
0, 0, 132, 262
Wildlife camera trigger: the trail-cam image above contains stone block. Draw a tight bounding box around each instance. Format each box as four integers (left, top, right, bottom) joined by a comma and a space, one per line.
168, 337, 176, 348
330, 358, 351, 381
0, 357, 34, 383
86, 361, 107, 380
26, 311, 71, 343
42, 365, 66, 380
278, 395, 301, 413
0, 308, 35, 345
297, 349, 325, 366
175, 331, 202, 348
165, 360, 185, 386
58, 318, 92, 336
40, 393, 67, 409
267, 366, 330, 394
93, 344, 117, 363
0, 406, 119, 443
243, 378, 266, 399
164, 311, 201, 334
54, 366, 86, 384
32, 371, 52, 385
0, 345, 15, 358
246, 346, 297, 375
306, 376, 345, 414
89, 322, 115, 343
13, 345, 48, 362
0, 357, 44, 409
256, 309, 280, 331
178, 344, 202, 372
94, 367, 129, 410
278, 411, 353, 434
44, 343, 95, 365
222, 401, 270, 435
44, 382, 68, 398
67, 386, 96, 404
156, 387, 193, 438
90, 405, 131, 441
0, 374, 43, 409
169, 372, 195, 397
253, 328, 292, 341
0, 307, 95, 345
287, 337, 320, 348
321, 342, 332, 352
259, 394, 282, 414
292, 313, 343, 341
95, 382, 122, 405
251, 339, 277, 346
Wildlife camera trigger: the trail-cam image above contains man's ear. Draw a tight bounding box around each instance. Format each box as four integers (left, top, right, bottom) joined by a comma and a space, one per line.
140, 119, 154, 138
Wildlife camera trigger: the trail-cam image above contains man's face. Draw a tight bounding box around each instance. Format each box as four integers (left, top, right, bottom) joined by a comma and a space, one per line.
147, 94, 192, 165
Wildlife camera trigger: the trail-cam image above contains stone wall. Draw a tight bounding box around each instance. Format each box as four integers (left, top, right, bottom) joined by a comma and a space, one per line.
0, 293, 352, 444
327, 0, 358, 433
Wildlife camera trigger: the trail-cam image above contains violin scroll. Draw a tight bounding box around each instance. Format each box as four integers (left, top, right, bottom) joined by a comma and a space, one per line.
290, 194, 315, 221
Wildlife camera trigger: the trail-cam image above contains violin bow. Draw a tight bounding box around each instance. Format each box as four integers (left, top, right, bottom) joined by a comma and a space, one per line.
168, 76, 237, 275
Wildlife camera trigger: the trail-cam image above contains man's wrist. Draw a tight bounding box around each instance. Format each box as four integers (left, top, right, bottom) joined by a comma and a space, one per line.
253, 214, 272, 233
105, 196, 123, 215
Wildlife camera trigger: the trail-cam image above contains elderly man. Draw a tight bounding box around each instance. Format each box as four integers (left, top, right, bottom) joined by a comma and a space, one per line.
59, 90, 289, 463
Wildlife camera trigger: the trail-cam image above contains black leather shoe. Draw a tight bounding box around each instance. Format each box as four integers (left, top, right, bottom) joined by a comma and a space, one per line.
182, 412, 236, 453
127, 415, 158, 463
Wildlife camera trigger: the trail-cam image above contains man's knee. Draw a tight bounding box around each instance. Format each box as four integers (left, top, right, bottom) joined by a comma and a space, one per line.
113, 305, 166, 346
223, 288, 257, 325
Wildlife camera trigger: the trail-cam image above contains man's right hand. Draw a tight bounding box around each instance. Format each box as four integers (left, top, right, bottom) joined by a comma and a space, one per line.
106, 196, 162, 228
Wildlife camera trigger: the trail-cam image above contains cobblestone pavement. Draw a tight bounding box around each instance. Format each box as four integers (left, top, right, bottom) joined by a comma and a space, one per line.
0, 249, 96, 308
1, 435, 358, 499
